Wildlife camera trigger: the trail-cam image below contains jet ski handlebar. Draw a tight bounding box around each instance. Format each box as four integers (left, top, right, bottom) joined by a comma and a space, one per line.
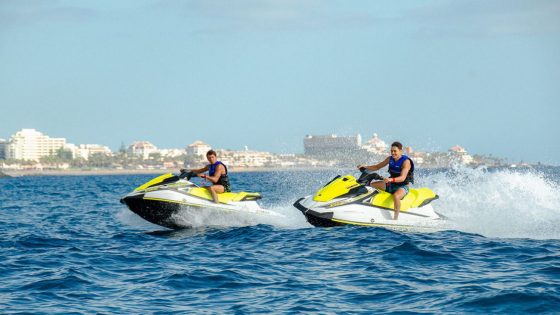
357, 167, 384, 185
179, 170, 197, 180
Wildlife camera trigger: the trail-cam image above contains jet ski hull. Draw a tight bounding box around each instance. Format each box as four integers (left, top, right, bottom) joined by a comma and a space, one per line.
121, 191, 273, 229
292, 199, 341, 227
120, 174, 275, 229
121, 194, 183, 229
294, 196, 443, 230
294, 172, 443, 230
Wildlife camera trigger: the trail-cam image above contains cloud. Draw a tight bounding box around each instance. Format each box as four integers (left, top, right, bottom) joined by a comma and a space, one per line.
152, 0, 560, 37
404, 0, 560, 37
153, 0, 379, 33
0, 0, 98, 29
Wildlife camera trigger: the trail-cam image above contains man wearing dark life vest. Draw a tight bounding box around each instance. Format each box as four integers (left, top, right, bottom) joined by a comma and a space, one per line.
184, 150, 231, 203
358, 141, 414, 220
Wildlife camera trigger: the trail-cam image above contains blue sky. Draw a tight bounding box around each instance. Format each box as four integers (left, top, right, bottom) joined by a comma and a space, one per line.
1, 0, 559, 164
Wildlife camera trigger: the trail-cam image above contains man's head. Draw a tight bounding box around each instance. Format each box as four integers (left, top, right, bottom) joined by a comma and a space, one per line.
206, 150, 217, 163
390, 141, 403, 159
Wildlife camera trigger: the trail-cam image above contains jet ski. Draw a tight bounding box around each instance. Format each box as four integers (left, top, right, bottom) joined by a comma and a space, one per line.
120, 171, 279, 229
293, 168, 443, 229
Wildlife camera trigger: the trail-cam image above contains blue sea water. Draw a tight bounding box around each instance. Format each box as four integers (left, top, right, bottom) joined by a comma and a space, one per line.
1, 167, 560, 314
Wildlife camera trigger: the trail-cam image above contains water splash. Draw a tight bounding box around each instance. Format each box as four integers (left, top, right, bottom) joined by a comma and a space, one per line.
118, 203, 310, 230
424, 165, 560, 239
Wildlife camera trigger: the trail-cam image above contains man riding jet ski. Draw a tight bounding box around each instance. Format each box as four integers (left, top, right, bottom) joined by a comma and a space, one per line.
358, 141, 414, 220
120, 170, 278, 229
185, 149, 231, 203
293, 142, 442, 229
293, 169, 442, 229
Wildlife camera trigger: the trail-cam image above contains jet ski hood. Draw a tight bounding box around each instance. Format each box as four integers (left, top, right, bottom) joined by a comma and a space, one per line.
313, 169, 385, 202
313, 175, 361, 202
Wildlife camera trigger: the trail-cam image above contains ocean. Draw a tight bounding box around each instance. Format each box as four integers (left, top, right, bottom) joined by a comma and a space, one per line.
1, 166, 559, 313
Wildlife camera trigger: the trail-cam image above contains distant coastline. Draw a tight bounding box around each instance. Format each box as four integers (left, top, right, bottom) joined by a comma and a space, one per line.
0, 166, 335, 177
3, 128, 526, 177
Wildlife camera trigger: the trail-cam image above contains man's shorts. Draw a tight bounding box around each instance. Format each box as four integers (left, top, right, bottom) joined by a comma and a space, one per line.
386, 183, 409, 197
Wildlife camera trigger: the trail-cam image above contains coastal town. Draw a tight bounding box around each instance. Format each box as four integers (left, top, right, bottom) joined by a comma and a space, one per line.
0, 128, 514, 176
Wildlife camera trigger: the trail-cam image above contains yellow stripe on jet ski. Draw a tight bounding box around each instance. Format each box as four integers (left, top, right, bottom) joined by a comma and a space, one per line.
143, 197, 206, 208
188, 188, 261, 203
134, 173, 175, 191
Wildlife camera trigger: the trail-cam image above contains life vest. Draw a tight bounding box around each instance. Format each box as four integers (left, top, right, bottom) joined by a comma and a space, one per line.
388, 155, 414, 185
208, 161, 231, 191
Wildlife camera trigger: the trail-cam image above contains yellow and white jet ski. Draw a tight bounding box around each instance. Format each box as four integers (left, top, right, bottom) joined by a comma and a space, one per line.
120, 171, 279, 229
293, 169, 443, 229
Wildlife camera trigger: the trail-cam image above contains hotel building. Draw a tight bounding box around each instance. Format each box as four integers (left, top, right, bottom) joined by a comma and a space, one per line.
362, 133, 388, 154
128, 141, 158, 160
186, 141, 211, 156
217, 148, 277, 168
74, 144, 113, 160
303, 134, 362, 155
5, 129, 67, 161
449, 145, 474, 165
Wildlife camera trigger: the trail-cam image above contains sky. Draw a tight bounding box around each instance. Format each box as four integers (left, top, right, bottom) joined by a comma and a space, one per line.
1, 0, 559, 164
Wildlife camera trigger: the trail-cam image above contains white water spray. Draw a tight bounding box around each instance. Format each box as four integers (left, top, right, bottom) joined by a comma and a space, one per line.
169, 204, 310, 229
425, 165, 560, 239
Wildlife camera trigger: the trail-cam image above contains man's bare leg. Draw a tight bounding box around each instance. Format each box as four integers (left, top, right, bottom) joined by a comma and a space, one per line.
207, 185, 225, 203
392, 189, 406, 220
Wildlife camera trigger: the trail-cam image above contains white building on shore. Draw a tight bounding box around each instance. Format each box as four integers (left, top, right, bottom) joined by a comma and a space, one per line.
73, 144, 113, 160
449, 145, 473, 165
159, 148, 185, 158
217, 148, 277, 168
186, 141, 211, 156
128, 141, 158, 160
0, 138, 6, 160
5, 129, 66, 161
304, 134, 362, 155
362, 133, 387, 154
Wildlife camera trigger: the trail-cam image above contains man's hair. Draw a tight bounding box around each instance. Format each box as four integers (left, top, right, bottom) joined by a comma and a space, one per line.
206, 149, 217, 156
391, 141, 403, 150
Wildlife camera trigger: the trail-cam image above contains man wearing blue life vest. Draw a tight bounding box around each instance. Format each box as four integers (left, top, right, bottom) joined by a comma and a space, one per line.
186, 150, 231, 203
358, 141, 414, 220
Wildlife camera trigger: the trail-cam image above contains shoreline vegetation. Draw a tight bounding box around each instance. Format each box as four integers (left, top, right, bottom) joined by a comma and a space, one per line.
0, 167, 330, 177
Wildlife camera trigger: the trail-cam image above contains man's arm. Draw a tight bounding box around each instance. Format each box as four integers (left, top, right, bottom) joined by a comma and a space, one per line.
187, 165, 209, 174
202, 164, 224, 184
359, 157, 389, 171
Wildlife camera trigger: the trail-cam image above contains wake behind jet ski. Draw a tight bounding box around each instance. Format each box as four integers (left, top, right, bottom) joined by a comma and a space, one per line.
120, 171, 280, 229
293, 168, 443, 229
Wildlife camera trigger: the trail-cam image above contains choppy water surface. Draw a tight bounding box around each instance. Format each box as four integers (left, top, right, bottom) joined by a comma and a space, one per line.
1, 167, 560, 313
